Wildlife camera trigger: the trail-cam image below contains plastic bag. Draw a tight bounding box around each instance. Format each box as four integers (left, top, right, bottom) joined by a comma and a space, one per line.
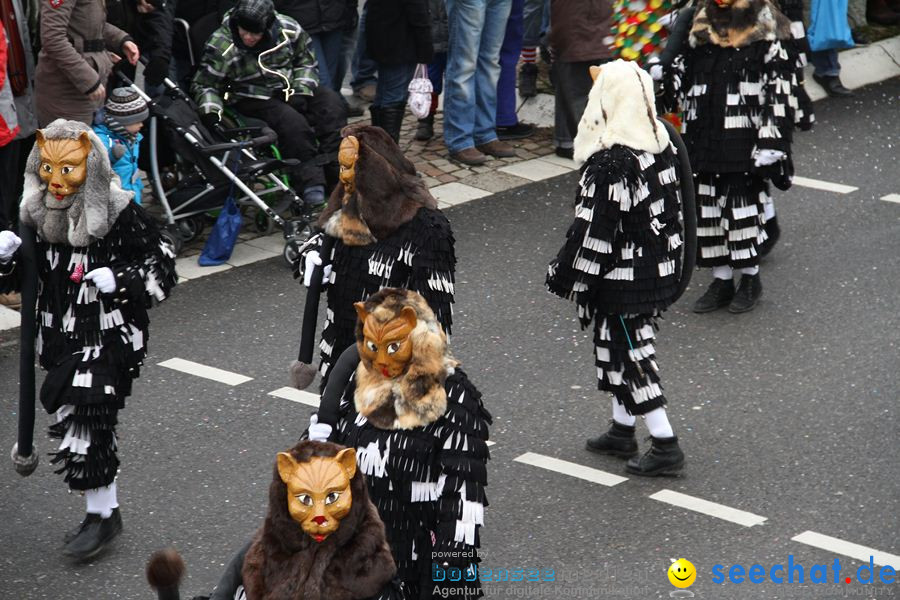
407, 64, 433, 119
807, 0, 854, 52
198, 195, 242, 266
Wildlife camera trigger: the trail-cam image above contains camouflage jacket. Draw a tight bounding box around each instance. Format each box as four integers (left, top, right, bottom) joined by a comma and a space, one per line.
191, 11, 319, 116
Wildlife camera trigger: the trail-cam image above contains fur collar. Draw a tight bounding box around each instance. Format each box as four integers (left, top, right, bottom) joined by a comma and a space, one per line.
353, 289, 459, 430
318, 124, 437, 246
19, 120, 132, 247
242, 441, 396, 600
573, 59, 669, 165
690, 0, 791, 48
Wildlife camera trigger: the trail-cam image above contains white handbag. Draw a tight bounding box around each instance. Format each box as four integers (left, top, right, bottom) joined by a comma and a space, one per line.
407, 63, 433, 119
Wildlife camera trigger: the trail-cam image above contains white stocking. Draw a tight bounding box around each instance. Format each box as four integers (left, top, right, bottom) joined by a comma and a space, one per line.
712, 265, 733, 281
85, 481, 118, 518
643, 408, 674, 439
764, 201, 776, 220
741, 266, 759, 276
611, 399, 636, 427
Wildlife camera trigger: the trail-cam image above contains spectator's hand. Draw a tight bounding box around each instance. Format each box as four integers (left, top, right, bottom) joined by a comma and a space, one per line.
122, 41, 140, 66
0, 231, 22, 262
307, 414, 333, 442
136, 0, 156, 13
88, 83, 106, 104
754, 149, 785, 167
84, 267, 116, 293
302, 250, 331, 287
200, 111, 220, 131
144, 55, 169, 87
288, 93, 309, 113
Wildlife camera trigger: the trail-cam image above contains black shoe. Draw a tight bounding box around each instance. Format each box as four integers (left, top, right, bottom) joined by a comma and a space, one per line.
728, 273, 762, 313
692, 278, 735, 313
758, 216, 780, 258
518, 63, 538, 98
377, 103, 407, 144
496, 122, 534, 141
586, 421, 639, 458
812, 73, 854, 97
625, 436, 684, 476
554, 146, 573, 159
415, 114, 434, 141
62, 509, 123, 560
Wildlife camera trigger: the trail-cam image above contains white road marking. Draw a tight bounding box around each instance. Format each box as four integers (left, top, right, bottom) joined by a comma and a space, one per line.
157, 358, 253, 386
513, 452, 628, 487
649, 489, 767, 527
268, 386, 320, 408
792, 176, 858, 194
880, 193, 900, 204
792, 531, 900, 569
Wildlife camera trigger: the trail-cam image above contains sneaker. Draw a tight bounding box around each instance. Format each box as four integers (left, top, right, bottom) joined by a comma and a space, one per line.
626, 436, 685, 477
692, 277, 735, 313
496, 122, 535, 141
302, 185, 326, 208
449, 147, 489, 166
728, 273, 762, 313
415, 115, 435, 141
585, 421, 639, 458
64, 507, 120, 544
62, 509, 123, 560
812, 73, 854, 98
475, 139, 516, 158
518, 63, 538, 98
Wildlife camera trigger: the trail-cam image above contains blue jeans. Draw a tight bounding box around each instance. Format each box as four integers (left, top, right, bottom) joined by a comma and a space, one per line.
311, 30, 346, 92
444, 0, 514, 153
428, 52, 448, 95
350, 5, 379, 91
522, 0, 549, 47
810, 49, 841, 77
497, 0, 524, 127
374, 62, 416, 107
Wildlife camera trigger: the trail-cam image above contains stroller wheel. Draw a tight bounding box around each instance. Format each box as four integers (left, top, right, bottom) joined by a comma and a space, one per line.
283, 240, 300, 267
177, 215, 205, 243
253, 208, 276, 235
160, 225, 184, 255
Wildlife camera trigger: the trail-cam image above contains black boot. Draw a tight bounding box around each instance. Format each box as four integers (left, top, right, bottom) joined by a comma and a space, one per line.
758, 216, 780, 258
62, 509, 123, 560
369, 105, 382, 128
518, 63, 538, 98
692, 278, 735, 313
415, 114, 434, 141
586, 421, 638, 458
728, 273, 762, 313
63, 507, 122, 544
626, 436, 684, 476
378, 103, 407, 144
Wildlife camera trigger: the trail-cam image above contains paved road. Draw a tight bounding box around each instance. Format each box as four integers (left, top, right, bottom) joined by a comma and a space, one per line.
1, 78, 898, 600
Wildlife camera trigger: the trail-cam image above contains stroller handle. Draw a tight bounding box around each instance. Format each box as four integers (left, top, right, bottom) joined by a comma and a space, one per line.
198, 127, 277, 154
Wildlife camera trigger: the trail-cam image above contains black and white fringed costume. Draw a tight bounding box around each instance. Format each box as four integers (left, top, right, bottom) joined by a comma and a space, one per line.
0, 120, 175, 554
313, 289, 490, 599
662, 0, 809, 272
295, 125, 455, 388
547, 60, 686, 477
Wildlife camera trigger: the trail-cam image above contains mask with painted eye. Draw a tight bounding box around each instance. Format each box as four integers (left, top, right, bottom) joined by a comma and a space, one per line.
276, 448, 356, 543
713, 0, 735, 6
355, 302, 417, 379
35, 130, 91, 206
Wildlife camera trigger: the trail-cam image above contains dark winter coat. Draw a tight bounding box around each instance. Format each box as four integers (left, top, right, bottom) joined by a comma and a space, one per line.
274, 0, 358, 34
105, 0, 175, 67
548, 0, 614, 63
428, 0, 448, 54
365, 0, 432, 66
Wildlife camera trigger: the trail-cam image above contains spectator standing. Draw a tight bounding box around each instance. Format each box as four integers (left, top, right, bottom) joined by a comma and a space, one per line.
34, 0, 139, 127
414, 0, 448, 141
495, 0, 534, 141
443, 0, 514, 166
106, 0, 176, 93
807, 0, 855, 97
518, 0, 549, 97
349, 3, 377, 103
548, 0, 614, 159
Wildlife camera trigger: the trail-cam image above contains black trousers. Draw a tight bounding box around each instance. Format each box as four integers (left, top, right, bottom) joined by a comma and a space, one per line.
233, 86, 346, 191
552, 59, 608, 147
0, 134, 32, 231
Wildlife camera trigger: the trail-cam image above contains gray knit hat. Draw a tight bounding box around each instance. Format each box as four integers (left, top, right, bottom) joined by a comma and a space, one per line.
105, 87, 149, 126
233, 0, 275, 34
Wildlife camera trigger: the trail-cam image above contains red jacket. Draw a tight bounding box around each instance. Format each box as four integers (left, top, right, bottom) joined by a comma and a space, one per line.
0, 19, 21, 146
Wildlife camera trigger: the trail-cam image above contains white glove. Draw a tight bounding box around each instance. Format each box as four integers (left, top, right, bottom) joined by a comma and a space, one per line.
0, 230, 22, 262
307, 413, 333, 442
302, 250, 331, 287
754, 149, 785, 167
84, 267, 116, 293
649, 64, 663, 81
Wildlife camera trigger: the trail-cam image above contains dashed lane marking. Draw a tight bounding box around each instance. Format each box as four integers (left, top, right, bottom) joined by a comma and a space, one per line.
513, 452, 628, 487
880, 193, 900, 204
792, 531, 900, 569
268, 386, 320, 408
649, 489, 767, 527
157, 358, 253, 386
792, 176, 858, 194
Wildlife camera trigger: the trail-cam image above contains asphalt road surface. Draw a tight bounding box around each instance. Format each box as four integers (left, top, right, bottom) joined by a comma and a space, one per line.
1, 78, 898, 600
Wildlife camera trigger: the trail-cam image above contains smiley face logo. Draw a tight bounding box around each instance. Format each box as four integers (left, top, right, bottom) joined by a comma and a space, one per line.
668, 558, 696, 588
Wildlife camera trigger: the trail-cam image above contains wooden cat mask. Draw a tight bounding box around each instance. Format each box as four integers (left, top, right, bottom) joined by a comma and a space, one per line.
35, 129, 91, 207
354, 302, 417, 379
276, 448, 356, 543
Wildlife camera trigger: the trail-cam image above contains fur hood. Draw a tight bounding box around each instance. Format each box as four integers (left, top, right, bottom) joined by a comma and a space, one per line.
354, 288, 459, 430
690, 0, 791, 48
242, 441, 397, 600
318, 124, 438, 246
573, 59, 670, 165
19, 119, 132, 247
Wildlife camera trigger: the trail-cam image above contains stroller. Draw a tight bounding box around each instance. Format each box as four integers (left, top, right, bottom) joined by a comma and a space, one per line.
116, 67, 320, 264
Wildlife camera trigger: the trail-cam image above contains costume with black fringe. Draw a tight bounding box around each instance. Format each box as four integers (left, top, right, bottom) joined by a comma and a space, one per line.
661, 0, 810, 268
0, 122, 176, 491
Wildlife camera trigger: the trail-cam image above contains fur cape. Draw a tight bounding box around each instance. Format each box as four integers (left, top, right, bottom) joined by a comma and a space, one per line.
242, 441, 397, 600
318, 124, 438, 245
353, 288, 459, 430
690, 0, 791, 48
20, 119, 132, 248
573, 59, 670, 166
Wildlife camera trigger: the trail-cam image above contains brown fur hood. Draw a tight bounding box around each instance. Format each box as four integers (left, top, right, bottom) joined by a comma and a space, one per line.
242, 441, 396, 600
690, 0, 791, 48
318, 124, 437, 246
354, 288, 459, 430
